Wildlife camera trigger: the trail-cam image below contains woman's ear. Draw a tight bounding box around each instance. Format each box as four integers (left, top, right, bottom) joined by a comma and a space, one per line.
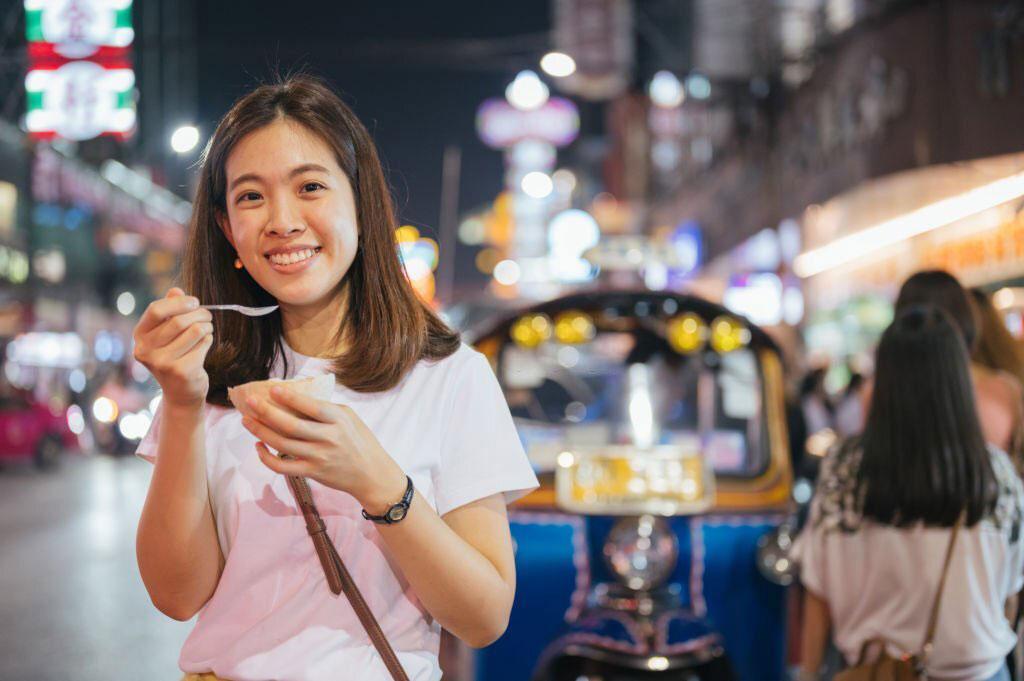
216, 210, 236, 249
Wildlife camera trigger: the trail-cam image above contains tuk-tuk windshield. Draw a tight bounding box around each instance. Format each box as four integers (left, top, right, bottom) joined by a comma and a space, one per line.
501, 330, 768, 478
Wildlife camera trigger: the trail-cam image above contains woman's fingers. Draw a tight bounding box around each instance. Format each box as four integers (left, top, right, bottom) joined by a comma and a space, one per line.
149, 308, 214, 348
245, 396, 323, 441
256, 441, 312, 477
135, 288, 197, 336
269, 386, 338, 424
161, 321, 214, 360
241, 417, 312, 459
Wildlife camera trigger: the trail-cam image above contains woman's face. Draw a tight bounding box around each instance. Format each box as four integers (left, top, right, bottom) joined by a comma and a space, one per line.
219, 118, 359, 312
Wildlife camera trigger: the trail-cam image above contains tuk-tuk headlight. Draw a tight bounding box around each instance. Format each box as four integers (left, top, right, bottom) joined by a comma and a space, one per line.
553, 310, 595, 345
603, 515, 679, 592
511, 314, 552, 349
667, 313, 706, 354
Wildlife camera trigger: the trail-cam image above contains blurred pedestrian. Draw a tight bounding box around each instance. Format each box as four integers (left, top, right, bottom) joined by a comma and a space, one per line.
795, 306, 1024, 681
893, 270, 1024, 458
833, 370, 864, 438
800, 367, 834, 437
971, 288, 1024, 454
132, 75, 537, 681
972, 289, 1024, 384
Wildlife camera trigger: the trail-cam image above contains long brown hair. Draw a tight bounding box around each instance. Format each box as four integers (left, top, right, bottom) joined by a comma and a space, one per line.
182, 75, 460, 405
971, 288, 1024, 386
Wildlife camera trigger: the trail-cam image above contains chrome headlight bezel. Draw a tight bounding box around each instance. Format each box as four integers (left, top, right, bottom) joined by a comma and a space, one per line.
603, 515, 680, 592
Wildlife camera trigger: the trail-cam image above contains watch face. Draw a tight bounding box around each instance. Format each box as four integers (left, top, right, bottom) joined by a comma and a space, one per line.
387, 505, 408, 523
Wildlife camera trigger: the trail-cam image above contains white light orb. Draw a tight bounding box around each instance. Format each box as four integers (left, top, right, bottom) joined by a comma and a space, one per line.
505, 70, 549, 111
68, 369, 86, 393
116, 291, 136, 316
92, 396, 118, 424
552, 168, 577, 194
170, 125, 200, 153
540, 52, 576, 78
548, 209, 600, 257
66, 405, 85, 435
649, 70, 685, 108
458, 217, 486, 245
493, 259, 521, 286
521, 171, 554, 199
685, 73, 712, 100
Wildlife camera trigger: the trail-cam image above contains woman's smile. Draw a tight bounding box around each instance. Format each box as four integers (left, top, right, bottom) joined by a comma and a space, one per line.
265, 245, 323, 273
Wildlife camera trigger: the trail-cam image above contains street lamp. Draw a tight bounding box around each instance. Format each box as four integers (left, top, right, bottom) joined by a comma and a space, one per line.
541, 52, 576, 78
649, 71, 684, 108
170, 125, 200, 153
505, 70, 549, 111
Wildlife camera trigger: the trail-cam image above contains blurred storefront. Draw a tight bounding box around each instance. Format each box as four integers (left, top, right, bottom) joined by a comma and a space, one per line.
0, 121, 32, 340
644, 1, 1024, 367
798, 153, 1024, 361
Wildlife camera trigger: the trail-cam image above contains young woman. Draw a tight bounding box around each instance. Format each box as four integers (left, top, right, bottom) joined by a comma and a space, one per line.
894, 270, 1023, 457
795, 306, 1024, 681
133, 76, 538, 681
971, 288, 1024, 388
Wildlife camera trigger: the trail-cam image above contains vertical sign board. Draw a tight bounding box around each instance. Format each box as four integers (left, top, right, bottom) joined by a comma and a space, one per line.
553, 0, 633, 100
24, 0, 136, 141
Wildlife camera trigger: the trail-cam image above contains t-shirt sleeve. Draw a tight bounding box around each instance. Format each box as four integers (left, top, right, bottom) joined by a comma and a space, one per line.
135, 401, 164, 464
134, 401, 213, 464
792, 510, 829, 599
792, 453, 838, 599
434, 349, 539, 517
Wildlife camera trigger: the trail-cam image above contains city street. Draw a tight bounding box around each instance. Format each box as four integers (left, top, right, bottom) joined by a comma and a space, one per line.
0, 453, 190, 681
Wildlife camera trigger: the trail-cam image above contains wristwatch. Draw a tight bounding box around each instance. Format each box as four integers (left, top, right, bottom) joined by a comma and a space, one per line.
361, 475, 414, 525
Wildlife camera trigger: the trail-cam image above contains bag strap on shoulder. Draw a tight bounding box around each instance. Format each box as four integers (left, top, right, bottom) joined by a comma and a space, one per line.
286, 473, 411, 681
917, 512, 965, 667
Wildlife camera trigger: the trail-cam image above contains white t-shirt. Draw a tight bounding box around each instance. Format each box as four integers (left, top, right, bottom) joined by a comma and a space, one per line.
793, 444, 1024, 680
137, 342, 539, 681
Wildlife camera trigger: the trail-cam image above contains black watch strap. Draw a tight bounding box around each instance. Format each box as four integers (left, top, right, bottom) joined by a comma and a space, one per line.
362, 476, 414, 524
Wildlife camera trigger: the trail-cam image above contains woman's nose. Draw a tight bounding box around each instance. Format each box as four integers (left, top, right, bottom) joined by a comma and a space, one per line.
265, 201, 304, 236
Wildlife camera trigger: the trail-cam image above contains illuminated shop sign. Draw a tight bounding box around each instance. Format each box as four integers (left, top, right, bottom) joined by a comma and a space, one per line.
25, 0, 134, 59
26, 62, 135, 140
476, 98, 580, 149
24, 0, 135, 142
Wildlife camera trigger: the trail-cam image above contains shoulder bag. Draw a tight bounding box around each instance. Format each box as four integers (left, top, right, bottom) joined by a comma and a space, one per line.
833, 514, 964, 681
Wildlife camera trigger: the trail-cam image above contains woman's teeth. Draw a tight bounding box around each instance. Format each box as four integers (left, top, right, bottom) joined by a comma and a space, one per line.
268, 248, 319, 265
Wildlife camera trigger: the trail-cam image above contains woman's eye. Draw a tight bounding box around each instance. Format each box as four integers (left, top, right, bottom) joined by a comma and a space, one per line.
237, 191, 261, 203
300, 182, 325, 194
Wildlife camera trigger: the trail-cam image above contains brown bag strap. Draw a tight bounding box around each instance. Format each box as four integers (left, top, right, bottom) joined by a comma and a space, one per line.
917, 512, 965, 665
286, 474, 411, 681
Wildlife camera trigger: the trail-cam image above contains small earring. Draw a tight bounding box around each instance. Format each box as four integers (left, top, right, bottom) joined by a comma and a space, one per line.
234, 258, 243, 270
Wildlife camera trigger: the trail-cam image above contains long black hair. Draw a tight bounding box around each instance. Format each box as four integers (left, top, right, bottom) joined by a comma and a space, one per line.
856, 306, 997, 527
894, 270, 978, 351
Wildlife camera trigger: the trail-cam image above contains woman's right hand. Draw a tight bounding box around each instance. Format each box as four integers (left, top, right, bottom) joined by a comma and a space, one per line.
132, 287, 214, 410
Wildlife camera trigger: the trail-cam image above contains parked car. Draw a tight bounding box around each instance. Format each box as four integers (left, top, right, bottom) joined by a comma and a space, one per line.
0, 390, 80, 469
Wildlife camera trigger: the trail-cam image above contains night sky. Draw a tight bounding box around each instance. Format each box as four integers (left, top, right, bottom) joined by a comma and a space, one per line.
192, 0, 553, 298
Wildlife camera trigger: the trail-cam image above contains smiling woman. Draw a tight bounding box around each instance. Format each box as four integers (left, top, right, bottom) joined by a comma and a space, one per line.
133, 74, 538, 681
183, 76, 460, 400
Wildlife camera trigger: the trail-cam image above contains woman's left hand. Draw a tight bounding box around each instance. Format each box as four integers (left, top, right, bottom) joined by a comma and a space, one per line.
240, 386, 407, 512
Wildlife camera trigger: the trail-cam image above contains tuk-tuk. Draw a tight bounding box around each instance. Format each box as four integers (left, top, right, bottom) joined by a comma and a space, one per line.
463, 290, 795, 681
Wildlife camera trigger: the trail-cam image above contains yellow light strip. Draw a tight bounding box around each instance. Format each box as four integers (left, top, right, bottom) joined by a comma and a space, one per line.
793, 171, 1024, 278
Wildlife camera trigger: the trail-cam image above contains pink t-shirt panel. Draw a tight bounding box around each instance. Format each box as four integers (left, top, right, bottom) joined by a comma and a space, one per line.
137, 342, 539, 681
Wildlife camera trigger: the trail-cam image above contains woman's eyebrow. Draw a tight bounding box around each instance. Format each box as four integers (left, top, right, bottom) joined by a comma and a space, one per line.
228, 164, 331, 192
